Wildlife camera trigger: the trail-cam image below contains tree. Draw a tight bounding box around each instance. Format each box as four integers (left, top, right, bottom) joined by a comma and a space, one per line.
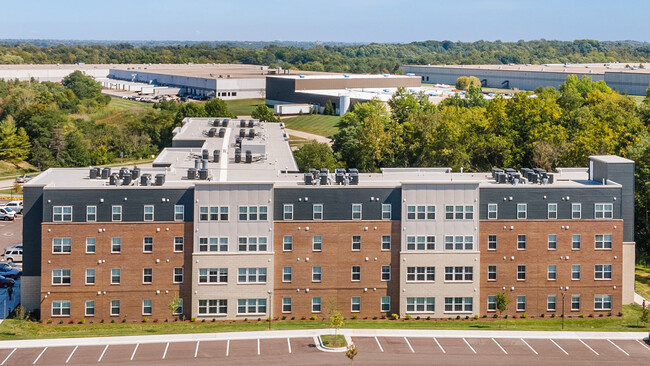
495, 292, 511, 328
174, 102, 207, 124
204, 98, 235, 118
251, 104, 280, 122
346, 344, 358, 361
640, 300, 649, 327
324, 100, 335, 115
293, 141, 340, 172
329, 310, 344, 346
455, 76, 481, 90
62, 71, 102, 100
0, 116, 31, 163
168, 293, 182, 320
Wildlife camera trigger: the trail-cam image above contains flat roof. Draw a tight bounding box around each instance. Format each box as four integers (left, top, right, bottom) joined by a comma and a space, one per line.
110, 64, 336, 80
269, 73, 417, 80
404, 63, 650, 75
296, 85, 457, 102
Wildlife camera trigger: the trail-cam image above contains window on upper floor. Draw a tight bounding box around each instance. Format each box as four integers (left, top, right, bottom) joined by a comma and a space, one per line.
572, 203, 581, 219
312, 235, 322, 251
381, 265, 391, 281
174, 205, 185, 221
52, 269, 71, 285
352, 204, 362, 220
548, 234, 557, 250
382, 235, 391, 250
444, 266, 473, 281
199, 237, 228, 252
111, 268, 121, 284
283, 236, 293, 251
199, 268, 228, 283
406, 267, 435, 282
144, 205, 154, 221
86, 237, 96, 253
381, 204, 392, 220
487, 204, 498, 219
238, 237, 267, 252
282, 266, 292, 282
516, 203, 527, 219
111, 237, 121, 253
238, 268, 267, 283
547, 265, 557, 280
595, 203, 613, 219
313, 204, 323, 220
143, 237, 153, 253
572, 234, 581, 250
143, 268, 153, 284
594, 264, 612, 280
86, 206, 96, 222
488, 235, 497, 250
572, 264, 581, 280
517, 265, 526, 280
547, 203, 557, 219
352, 235, 361, 251
517, 234, 526, 250
444, 235, 473, 251
351, 266, 361, 281
111, 205, 122, 222
174, 237, 184, 252
312, 266, 322, 282
445, 205, 473, 220
52, 238, 72, 253
53, 206, 72, 222
595, 234, 612, 249
487, 265, 497, 281
283, 204, 293, 220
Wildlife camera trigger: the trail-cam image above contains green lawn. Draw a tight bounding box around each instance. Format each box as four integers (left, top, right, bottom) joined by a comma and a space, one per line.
108, 97, 154, 111
321, 334, 347, 347
282, 114, 341, 137
225, 98, 266, 116
636, 265, 650, 301
0, 305, 646, 340
0, 161, 38, 180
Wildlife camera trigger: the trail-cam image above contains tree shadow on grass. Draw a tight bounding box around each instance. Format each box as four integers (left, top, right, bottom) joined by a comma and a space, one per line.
469, 324, 491, 329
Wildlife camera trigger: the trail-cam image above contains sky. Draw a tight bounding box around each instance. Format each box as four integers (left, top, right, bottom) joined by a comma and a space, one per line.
1, 0, 648, 43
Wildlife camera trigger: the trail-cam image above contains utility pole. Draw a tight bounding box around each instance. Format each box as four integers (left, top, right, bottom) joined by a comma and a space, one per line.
561, 292, 566, 330
268, 290, 272, 330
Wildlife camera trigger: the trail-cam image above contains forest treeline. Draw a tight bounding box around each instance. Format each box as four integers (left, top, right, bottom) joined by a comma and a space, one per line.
1, 40, 650, 73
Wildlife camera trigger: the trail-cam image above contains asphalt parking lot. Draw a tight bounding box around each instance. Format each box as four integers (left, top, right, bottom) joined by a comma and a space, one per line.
0, 335, 648, 366
0, 199, 22, 253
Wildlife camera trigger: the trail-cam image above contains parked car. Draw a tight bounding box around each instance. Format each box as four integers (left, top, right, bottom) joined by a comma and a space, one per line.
0, 207, 15, 221
3, 201, 23, 214
0, 275, 14, 288
0, 265, 21, 279
14, 176, 24, 184
24, 175, 32, 182
1, 247, 22, 263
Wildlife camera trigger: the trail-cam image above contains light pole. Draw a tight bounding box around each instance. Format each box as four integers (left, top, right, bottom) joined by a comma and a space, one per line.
561, 291, 566, 330
268, 289, 272, 330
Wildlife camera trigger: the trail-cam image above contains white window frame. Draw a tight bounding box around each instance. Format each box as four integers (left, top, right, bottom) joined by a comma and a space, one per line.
517, 234, 526, 250
351, 266, 361, 281
595, 234, 613, 250
52, 237, 72, 253
282, 297, 292, 313
174, 205, 184, 221
406, 266, 435, 282
516, 295, 526, 312
382, 204, 392, 220
282, 266, 292, 282
444, 266, 473, 282
487, 296, 497, 312
111, 205, 122, 222
53, 206, 72, 222
517, 265, 526, 281
111, 268, 121, 284
381, 265, 391, 281
487, 265, 497, 281
351, 204, 362, 220
594, 264, 612, 280
313, 204, 323, 220
199, 206, 209, 221
312, 297, 322, 313
198, 299, 227, 315
110, 299, 121, 316
312, 235, 322, 251
86, 237, 96, 253
571, 295, 581, 311
351, 296, 361, 312
85, 300, 95, 317
52, 300, 71, 317
547, 295, 557, 311
86, 205, 96, 222
594, 203, 613, 219
237, 298, 267, 315
406, 205, 416, 220
594, 295, 612, 310
198, 268, 228, 284
85, 268, 95, 285
572, 203, 581, 219
142, 299, 153, 315
381, 296, 391, 312
312, 266, 322, 282
488, 234, 497, 250
52, 269, 71, 285
352, 235, 361, 251
571, 264, 581, 280
283, 236, 293, 251
283, 204, 293, 220
572, 234, 581, 250
487, 204, 498, 220
173, 267, 184, 283
548, 234, 557, 250
547, 265, 557, 280
143, 236, 153, 253
444, 297, 473, 313
381, 235, 391, 250
547, 203, 558, 219
111, 237, 121, 253
143, 267, 153, 284
238, 268, 267, 284
174, 236, 184, 252
406, 297, 435, 313
516, 203, 527, 219
143, 205, 154, 221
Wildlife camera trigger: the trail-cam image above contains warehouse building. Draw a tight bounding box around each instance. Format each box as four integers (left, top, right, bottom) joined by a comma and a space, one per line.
22, 117, 635, 321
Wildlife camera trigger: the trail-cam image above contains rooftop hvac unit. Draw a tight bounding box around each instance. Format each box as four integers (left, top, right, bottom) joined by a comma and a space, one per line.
122, 173, 132, 185
320, 168, 329, 174
198, 169, 208, 180
547, 174, 554, 184
235, 148, 241, 163
520, 168, 532, 177
491, 168, 503, 179
202, 149, 209, 160
187, 168, 197, 180
336, 172, 345, 184
245, 150, 252, 163
348, 168, 359, 175
496, 172, 507, 184
235, 136, 242, 147
140, 174, 152, 186
349, 172, 359, 185
533, 168, 546, 174
239, 129, 246, 138
222, 119, 229, 127
119, 167, 128, 179
213, 120, 220, 127
248, 120, 254, 128
213, 150, 220, 163
155, 174, 165, 186
336, 168, 346, 175
89, 168, 98, 179
109, 173, 118, 185
218, 128, 225, 138
94, 167, 101, 178
319, 172, 328, 185
131, 167, 140, 180
504, 168, 516, 174
208, 128, 216, 137
240, 120, 246, 128
528, 173, 538, 184
304, 173, 312, 185
248, 129, 255, 138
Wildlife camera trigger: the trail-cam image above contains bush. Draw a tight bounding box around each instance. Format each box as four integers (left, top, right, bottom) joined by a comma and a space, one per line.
482, 315, 487, 318
212, 318, 216, 322
291, 317, 295, 320
90, 320, 94, 324
373, 316, 378, 320
493, 314, 498, 318
352, 314, 358, 320
201, 319, 206, 323
617, 312, 623, 317
588, 314, 594, 318
474, 315, 479, 320
244, 318, 248, 322
257, 318, 262, 322
512, 315, 518, 319
598, 314, 603, 317
579, 314, 585, 318
551, 313, 555, 318
47, 319, 52, 324
100, 319, 104, 323
521, 313, 528, 319
142, 317, 149, 323
416, 316, 421, 320
404, 315, 411, 320
164, 319, 169, 322
456, 315, 461, 320
607, 312, 612, 317
78, 318, 85, 324
504, 315, 508, 319
122, 318, 126, 323
392, 313, 399, 320
282, 316, 287, 320
427, 316, 431, 320
540, 313, 545, 318
381, 315, 386, 319
465, 316, 469, 320
311, 315, 317, 320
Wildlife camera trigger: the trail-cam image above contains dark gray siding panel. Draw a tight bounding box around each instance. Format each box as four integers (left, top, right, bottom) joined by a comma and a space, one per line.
479, 186, 621, 220
23, 186, 44, 276
42, 188, 194, 223
590, 160, 635, 242
274, 187, 401, 221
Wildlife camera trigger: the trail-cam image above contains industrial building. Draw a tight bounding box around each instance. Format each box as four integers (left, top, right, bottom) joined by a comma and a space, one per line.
22, 117, 635, 321
402, 63, 650, 95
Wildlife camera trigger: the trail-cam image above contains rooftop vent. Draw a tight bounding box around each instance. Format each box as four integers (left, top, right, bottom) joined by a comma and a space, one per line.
140, 174, 152, 186
248, 129, 255, 138
131, 167, 140, 180
89, 168, 98, 179
208, 128, 216, 137
222, 119, 229, 127
248, 120, 254, 128
245, 150, 252, 163
154, 174, 165, 186
122, 173, 132, 186
202, 149, 209, 160
198, 169, 208, 180
187, 168, 197, 180
213, 150, 220, 163
218, 128, 225, 138
240, 120, 246, 128
235, 148, 241, 163
239, 129, 246, 138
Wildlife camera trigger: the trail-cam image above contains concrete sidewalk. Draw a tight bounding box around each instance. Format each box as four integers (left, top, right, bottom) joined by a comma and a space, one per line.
0, 328, 647, 349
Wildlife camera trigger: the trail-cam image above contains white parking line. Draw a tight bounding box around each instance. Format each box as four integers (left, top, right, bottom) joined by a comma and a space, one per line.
579, 339, 599, 355
608, 339, 629, 356
287, 338, 292, 354
375, 336, 384, 352
257, 338, 260, 355
0, 348, 15, 366
550, 339, 568, 355
492, 338, 507, 354
194, 341, 200, 358
130, 344, 139, 361
404, 337, 415, 353
521, 339, 538, 355
32, 347, 47, 364
66, 346, 78, 363
162, 343, 169, 359
636, 339, 650, 351
433, 337, 446, 354
98, 345, 109, 363
463, 338, 476, 354
226, 340, 230, 357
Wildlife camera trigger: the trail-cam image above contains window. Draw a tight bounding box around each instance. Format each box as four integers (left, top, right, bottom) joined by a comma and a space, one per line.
407, 297, 435, 313
595, 234, 613, 249
382, 204, 392, 220
313, 204, 323, 220
487, 235, 497, 250
111, 237, 121, 253
547, 265, 557, 280
407, 206, 416, 220
417, 205, 425, 219
381, 235, 391, 250
594, 295, 612, 310
572, 203, 581, 219
237, 237, 267, 252
238, 206, 247, 221
199, 268, 228, 283
352, 204, 362, 220
86, 269, 95, 285
174, 237, 184, 252
427, 205, 435, 219
351, 297, 361, 312
174, 205, 184, 221
547, 234, 557, 250
487, 265, 497, 281
172, 267, 183, 283
52, 269, 71, 285
220, 206, 229, 220
445, 205, 473, 220
594, 264, 612, 280
143, 268, 153, 284
143, 237, 153, 253
516, 203, 527, 219
259, 206, 268, 220
547, 296, 556, 311
283, 204, 293, 220
199, 237, 228, 252
237, 299, 266, 314
111, 205, 122, 221
282, 298, 292, 313
111, 268, 121, 284
444, 236, 473, 250
572, 264, 581, 280
547, 203, 558, 219
85, 300, 95, 316
516, 295, 526, 311
352, 235, 361, 251
381, 296, 391, 312
444, 266, 473, 281
248, 206, 257, 221
53, 206, 72, 222
144, 205, 154, 221
175, 299, 183, 315
487, 204, 498, 219
517, 265, 526, 280
52, 238, 72, 253
86, 238, 96, 253
52, 300, 71, 316
199, 299, 227, 315
381, 265, 391, 281
237, 206, 268, 221
206, 207, 217, 220
444, 297, 473, 312
312, 266, 322, 282
487, 296, 497, 311
142, 299, 153, 315
86, 206, 96, 222
283, 236, 293, 251
313, 236, 322, 251
110, 300, 120, 316
312, 297, 322, 313
199, 206, 208, 221
595, 203, 613, 219
283, 267, 292, 282
351, 266, 361, 281
517, 235, 526, 250
238, 268, 267, 283
572, 234, 581, 250
571, 295, 581, 311
406, 267, 435, 282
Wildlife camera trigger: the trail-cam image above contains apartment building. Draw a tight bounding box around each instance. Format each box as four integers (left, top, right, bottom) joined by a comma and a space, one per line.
22, 117, 635, 321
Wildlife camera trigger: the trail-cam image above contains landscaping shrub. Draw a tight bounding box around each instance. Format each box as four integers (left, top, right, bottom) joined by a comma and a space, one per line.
212, 319, 216, 322
474, 315, 479, 320
282, 316, 287, 320
598, 314, 603, 317
122, 318, 126, 323
142, 317, 149, 323
89, 320, 94, 324
427, 316, 431, 320
244, 318, 248, 322
551, 314, 555, 318
456, 315, 461, 320
512, 315, 518, 319
465, 315, 469, 320
617, 312, 623, 317
190, 317, 196, 322
257, 318, 262, 322
381, 315, 385, 319
352, 314, 358, 320
391, 313, 399, 320
504, 315, 508, 319
404, 315, 411, 320
311, 315, 317, 320
47, 319, 52, 324
482, 315, 487, 318
373, 316, 377, 320
416, 316, 420, 320
59, 320, 64, 324
607, 312, 612, 317
78, 318, 85, 324
521, 313, 528, 319
588, 314, 594, 318
201, 319, 206, 323
579, 314, 585, 318
493, 314, 498, 319
540, 313, 545, 318
291, 317, 295, 320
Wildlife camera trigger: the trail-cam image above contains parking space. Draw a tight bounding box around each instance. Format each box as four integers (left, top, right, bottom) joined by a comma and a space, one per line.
195, 340, 226, 358
378, 337, 413, 354
465, 338, 506, 355
287, 337, 319, 354
611, 339, 650, 356
493, 338, 537, 356
260, 338, 291, 356
406, 337, 445, 354
34, 346, 76, 365
583, 339, 630, 357
3, 347, 46, 365
162, 341, 196, 361
132, 342, 168, 362
351, 336, 382, 353
436, 337, 475, 355
66, 345, 105, 364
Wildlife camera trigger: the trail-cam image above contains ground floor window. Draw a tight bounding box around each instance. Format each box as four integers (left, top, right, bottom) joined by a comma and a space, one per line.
142, 299, 153, 315
237, 299, 266, 314
110, 299, 121, 316
487, 296, 496, 311
594, 295, 612, 310
571, 295, 581, 311
351, 297, 361, 312
406, 297, 435, 313
199, 299, 227, 315
516, 296, 526, 311
381, 296, 390, 312
52, 300, 71, 316
282, 297, 292, 313
85, 300, 95, 316
547, 295, 556, 311
444, 297, 472, 313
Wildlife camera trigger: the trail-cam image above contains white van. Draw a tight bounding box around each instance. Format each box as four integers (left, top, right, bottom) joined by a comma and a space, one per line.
2, 247, 22, 262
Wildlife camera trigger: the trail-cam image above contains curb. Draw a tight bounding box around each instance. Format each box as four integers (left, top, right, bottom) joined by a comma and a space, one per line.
313, 334, 353, 353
